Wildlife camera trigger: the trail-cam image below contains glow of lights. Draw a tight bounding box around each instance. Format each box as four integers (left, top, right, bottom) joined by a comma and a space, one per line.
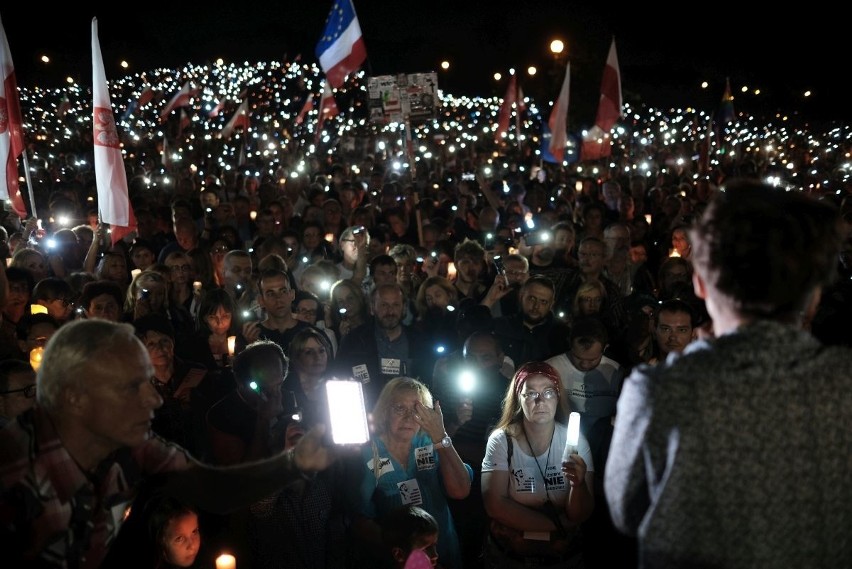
550, 39, 564, 55
227, 336, 236, 356
441, 60, 450, 70
527, 66, 537, 76
30, 347, 45, 371
493, 72, 502, 82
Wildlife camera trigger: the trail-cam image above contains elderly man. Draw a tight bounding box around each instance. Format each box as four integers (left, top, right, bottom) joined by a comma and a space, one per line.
605, 180, 852, 568
0, 319, 336, 569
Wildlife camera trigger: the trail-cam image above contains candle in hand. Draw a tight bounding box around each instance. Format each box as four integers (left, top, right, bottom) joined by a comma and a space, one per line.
227, 336, 236, 356
30, 347, 45, 371
216, 554, 236, 569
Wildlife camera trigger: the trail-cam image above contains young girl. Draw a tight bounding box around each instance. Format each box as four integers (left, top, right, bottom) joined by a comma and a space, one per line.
147, 497, 204, 569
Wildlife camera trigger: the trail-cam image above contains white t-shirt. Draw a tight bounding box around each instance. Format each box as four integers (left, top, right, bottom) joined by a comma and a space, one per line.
482, 423, 594, 509
546, 353, 624, 419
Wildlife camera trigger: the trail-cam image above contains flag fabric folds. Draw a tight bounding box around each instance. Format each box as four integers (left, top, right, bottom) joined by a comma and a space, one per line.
91, 17, 136, 245
221, 100, 249, 139
494, 74, 518, 142
580, 37, 623, 162
547, 61, 571, 163
316, 0, 367, 89
295, 93, 314, 125
316, 82, 339, 140
0, 14, 27, 218
159, 81, 199, 123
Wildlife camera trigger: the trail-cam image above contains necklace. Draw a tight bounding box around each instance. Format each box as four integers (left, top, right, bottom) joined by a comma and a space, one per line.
523, 424, 555, 498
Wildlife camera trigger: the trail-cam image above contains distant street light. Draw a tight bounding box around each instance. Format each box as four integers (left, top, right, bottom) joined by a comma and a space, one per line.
493, 72, 502, 82
550, 39, 564, 56
441, 60, 450, 70
527, 66, 537, 76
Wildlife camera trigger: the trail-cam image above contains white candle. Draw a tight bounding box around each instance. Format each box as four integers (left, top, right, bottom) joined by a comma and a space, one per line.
227, 335, 236, 356
193, 281, 202, 294
563, 412, 581, 462
446, 261, 457, 280
249, 210, 257, 221
131, 268, 142, 279
215, 554, 236, 569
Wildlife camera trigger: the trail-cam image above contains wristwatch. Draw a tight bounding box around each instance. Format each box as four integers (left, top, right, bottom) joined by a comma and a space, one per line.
436, 433, 452, 449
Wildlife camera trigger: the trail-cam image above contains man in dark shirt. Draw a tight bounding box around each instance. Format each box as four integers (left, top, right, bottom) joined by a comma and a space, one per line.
239, 268, 311, 356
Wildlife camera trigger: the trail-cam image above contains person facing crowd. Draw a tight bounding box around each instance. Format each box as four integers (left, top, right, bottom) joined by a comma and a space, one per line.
605, 179, 852, 568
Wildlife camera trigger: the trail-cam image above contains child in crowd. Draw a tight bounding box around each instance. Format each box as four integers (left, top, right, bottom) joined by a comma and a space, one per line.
381, 505, 442, 569
147, 497, 205, 569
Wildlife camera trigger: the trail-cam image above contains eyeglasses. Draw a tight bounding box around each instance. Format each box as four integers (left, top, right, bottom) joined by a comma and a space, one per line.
391, 404, 418, 418
520, 388, 558, 401
168, 264, 193, 273
1, 384, 37, 398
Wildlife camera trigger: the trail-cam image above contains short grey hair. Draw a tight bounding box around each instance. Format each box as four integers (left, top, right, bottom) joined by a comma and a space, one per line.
37, 319, 141, 412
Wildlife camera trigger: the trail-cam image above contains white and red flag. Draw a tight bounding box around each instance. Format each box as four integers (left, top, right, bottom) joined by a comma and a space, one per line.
316, 0, 367, 88
221, 100, 250, 139
494, 73, 517, 142
0, 14, 27, 218
159, 81, 200, 123
316, 81, 339, 137
92, 17, 135, 245
580, 37, 623, 161
294, 93, 314, 125
208, 99, 225, 118
547, 61, 571, 163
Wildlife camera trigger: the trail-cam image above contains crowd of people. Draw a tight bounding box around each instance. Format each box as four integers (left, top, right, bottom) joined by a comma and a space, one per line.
1, 56, 852, 569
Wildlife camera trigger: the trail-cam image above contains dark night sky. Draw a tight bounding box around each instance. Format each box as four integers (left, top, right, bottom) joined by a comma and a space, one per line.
3, 1, 848, 122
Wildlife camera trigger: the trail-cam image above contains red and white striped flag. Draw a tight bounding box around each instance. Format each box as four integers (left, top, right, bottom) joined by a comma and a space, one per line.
159, 81, 200, 123
547, 61, 570, 163
0, 14, 27, 218
138, 85, 156, 108
221, 100, 249, 139
177, 108, 190, 138
92, 17, 135, 245
208, 99, 225, 118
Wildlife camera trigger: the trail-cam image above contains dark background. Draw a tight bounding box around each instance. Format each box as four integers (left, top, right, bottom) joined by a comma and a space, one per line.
3, 1, 846, 122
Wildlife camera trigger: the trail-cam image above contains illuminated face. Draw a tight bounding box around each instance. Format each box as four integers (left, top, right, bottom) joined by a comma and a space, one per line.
295, 337, 328, 377
569, 340, 604, 372
302, 227, 322, 250
387, 389, 423, 442
372, 263, 397, 286
462, 336, 502, 371
136, 279, 167, 313
655, 310, 694, 356
373, 287, 404, 331
629, 244, 648, 265
294, 299, 319, 324
424, 285, 450, 311
88, 293, 121, 322
576, 289, 603, 315
333, 285, 363, 317
503, 258, 528, 287
553, 229, 575, 253
671, 229, 690, 256
161, 512, 201, 568
141, 330, 175, 368
258, 275, 293, 319
519, 375, 559, 424
205, 305, 232, 335
520, 282, 553, 325
20, 253, 48, 282
454, 256, 482, 284
102, 255, 127, 283
166, 258, 194, 287
407, 533, 439, 568
131, 248, 155, 271
223, 257, 252, 289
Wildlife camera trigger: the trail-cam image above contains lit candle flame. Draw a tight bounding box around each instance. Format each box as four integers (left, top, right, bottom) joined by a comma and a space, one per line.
227, 336, 236, 356
30, 347, 45, 371
216, 554, 236, 569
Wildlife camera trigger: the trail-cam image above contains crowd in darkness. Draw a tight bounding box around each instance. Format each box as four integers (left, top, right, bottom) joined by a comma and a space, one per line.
1, 57, 852, 569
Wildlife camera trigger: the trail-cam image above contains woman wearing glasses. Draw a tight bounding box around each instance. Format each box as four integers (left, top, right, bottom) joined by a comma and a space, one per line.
349, 377, 472, 569
481, 361, 594, 568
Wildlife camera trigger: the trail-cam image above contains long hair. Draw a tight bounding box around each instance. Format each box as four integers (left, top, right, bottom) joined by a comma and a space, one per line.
492, 361, 568, 438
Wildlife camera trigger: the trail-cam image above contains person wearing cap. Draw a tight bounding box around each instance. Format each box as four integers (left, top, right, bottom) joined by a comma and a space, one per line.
481, 361, 594, 568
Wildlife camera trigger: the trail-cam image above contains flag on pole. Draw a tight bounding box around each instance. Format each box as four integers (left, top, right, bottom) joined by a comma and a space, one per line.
294, 93, 314, 125
717, 77, 735, 125
221, 100, 249, 140
316, 0, 367, 89
92, 17, 136, 245
0, 14, 27, 218
547, 61, 571, 163
159, 81, 199, 123
494, 73, 517, 142
138, 85, 156, 108
580, 37, 622, 161
315, 82, 339, 142
177, 109, 190, 138
208, 99, 225, 118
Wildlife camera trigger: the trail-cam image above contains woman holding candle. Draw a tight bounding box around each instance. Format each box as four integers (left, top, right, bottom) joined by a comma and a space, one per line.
176, 288, 239, 371
480, 361, 594, 568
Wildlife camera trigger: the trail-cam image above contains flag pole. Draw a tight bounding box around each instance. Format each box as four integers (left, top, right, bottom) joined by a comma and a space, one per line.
20, 142, 37, 219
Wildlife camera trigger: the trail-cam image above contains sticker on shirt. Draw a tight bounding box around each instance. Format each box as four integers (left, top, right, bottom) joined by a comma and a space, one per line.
381, 358, 401, 376
352, 364, 370, 384
398, 478, 423, 506
368, 456, 394, 478
415, 445, 437, 471
511, 468, 536, 493
543, 464, 567, 491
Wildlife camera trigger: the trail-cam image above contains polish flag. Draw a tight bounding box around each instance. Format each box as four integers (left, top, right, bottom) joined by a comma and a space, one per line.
294, 93, 314, 125
221, 100, 249, 139
316, 0, 367, 89
494, 73, 517, 142
159, 81, 200, 123
316, 81, 339, 133
0, 14, 27, 218
208, 99, 225, 118
138, 85, 156, 108
92, 17, 136, 245
580, 37, 622, 161
547, 61, 570, 163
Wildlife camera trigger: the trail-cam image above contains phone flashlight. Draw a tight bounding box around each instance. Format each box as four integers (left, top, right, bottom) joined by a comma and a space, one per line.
326, 379, 369, 445
458, 369, 476, 394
